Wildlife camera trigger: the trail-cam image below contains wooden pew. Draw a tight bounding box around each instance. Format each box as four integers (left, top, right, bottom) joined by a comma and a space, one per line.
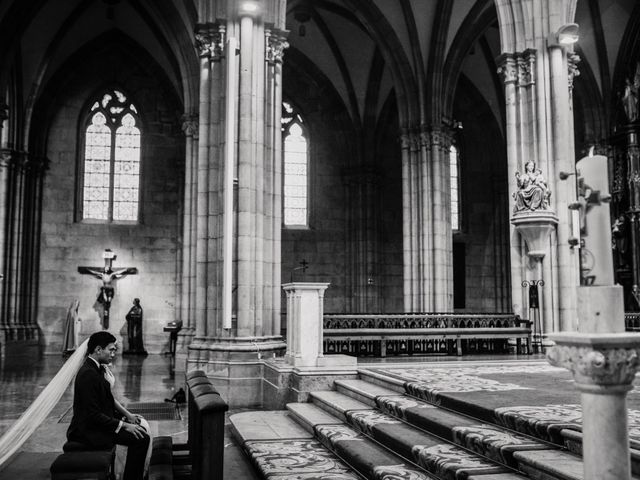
149, 370, 228, 480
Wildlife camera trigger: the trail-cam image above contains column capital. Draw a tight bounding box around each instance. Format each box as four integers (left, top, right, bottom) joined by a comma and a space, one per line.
194, 23, 226, 60
266, 29, 289, 64
547, 332, 640, 392
181, 115, 199, 138
429, 128, 453, 150
497, 53, 518, 85
517, 51, 536, 86
399, 130, 419, 151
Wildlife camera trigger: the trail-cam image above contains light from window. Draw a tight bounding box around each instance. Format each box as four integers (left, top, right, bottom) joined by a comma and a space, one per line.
283, 122, 308, 226
282, 102, 308, 227
450, 145, 460, 231
82, 89, 141, 222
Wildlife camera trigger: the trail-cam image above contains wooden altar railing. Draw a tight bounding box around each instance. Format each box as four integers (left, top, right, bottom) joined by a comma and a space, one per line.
323, 313, 531, 357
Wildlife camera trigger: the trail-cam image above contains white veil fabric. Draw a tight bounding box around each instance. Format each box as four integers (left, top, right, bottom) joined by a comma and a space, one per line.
0, 338, 89, 468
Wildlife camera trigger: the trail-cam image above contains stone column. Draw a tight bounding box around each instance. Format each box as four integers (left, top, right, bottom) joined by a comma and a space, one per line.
0, 149, 10, 332
179, 116, 198, 349
548, 42, 579, 331
400, 128, 454, 312
23, 156, 47, 339
5, 152, 27, 340
400, 131, 416, 311
548, 333, 640, 480
418, 130, 434, 312
497, 54, 524, 319
429, 129, 453, 311
265, 30, 287, 336
193, 25, 213, 344
186, 2, 288, 407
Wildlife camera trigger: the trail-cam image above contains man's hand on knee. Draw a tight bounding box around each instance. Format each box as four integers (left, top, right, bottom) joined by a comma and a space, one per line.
122, 422, 147, 440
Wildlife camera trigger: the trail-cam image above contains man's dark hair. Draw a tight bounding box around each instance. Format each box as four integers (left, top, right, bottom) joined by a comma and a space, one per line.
87, 331, 117, 354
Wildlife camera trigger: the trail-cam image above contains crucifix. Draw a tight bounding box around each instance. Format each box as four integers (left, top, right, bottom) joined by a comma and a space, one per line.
78, 249, 137, 329
290, 259, 309, 282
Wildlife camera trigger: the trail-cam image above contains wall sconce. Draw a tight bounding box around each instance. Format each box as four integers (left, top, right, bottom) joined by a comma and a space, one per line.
547, 23, 579, 48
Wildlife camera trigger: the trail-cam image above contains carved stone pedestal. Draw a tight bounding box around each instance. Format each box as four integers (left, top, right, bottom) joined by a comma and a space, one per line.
547, 333, 640, 480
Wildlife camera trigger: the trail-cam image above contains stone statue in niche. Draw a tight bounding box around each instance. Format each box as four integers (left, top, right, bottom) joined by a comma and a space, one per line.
513, 161, 551, 212
622, 64, 640, 123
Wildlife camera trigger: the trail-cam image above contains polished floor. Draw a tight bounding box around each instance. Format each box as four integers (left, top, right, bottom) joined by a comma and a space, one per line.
0, 348, 259, 480
0, 348, 546, 479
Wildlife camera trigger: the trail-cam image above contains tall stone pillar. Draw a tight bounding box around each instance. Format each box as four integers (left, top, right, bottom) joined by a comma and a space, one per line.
400, 128, 454, 312
0, 150, 41, 343
0, 149, 10, 335
178, 116, 198, 351
186, 0, 288, 407
494, 0, 580, 336
429, 129, 454, 311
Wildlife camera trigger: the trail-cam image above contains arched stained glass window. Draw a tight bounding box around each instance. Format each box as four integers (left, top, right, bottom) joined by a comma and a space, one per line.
81, 89, 141, 222
282, 102, 308, 228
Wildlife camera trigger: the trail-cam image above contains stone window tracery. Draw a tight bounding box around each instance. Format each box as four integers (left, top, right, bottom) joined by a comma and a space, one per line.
80, 88, 141, 222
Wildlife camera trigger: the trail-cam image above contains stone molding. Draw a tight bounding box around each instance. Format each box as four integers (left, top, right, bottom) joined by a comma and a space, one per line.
194, 23, 225, 60
547, 333, 640, 391
266, 29, 289, 64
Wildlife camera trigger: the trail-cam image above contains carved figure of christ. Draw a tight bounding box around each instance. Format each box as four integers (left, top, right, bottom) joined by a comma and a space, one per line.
77, 250, 137, 329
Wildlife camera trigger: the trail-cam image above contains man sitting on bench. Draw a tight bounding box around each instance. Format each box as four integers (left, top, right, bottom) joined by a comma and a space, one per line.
67, 331, 150, 480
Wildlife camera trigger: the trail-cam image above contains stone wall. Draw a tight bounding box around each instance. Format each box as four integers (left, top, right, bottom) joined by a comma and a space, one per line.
36, 41, 183, 354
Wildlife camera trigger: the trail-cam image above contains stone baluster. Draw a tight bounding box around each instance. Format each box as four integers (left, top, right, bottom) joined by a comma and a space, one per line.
548, 333, 640, 480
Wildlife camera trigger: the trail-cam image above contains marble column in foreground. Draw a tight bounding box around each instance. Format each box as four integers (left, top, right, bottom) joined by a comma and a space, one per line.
548, 333, 640, 480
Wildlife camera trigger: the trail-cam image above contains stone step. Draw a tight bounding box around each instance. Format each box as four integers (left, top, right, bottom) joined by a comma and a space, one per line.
229, 410, 361, 479
337, 378, 555, 467
231, 408, 439, 479
357, 366, 640, 476
319, 382, 611, 480
306, 390, 534, 479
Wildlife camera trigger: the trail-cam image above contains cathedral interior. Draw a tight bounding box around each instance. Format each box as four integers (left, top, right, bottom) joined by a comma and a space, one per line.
2, 0, 640, 479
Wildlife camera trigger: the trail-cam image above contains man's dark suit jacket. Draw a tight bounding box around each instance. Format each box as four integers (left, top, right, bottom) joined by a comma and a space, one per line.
67, 357, 120, 449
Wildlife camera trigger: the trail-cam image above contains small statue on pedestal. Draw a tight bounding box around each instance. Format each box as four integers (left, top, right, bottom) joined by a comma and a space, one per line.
125, 298, 147, 355
513, 161, 551, 213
